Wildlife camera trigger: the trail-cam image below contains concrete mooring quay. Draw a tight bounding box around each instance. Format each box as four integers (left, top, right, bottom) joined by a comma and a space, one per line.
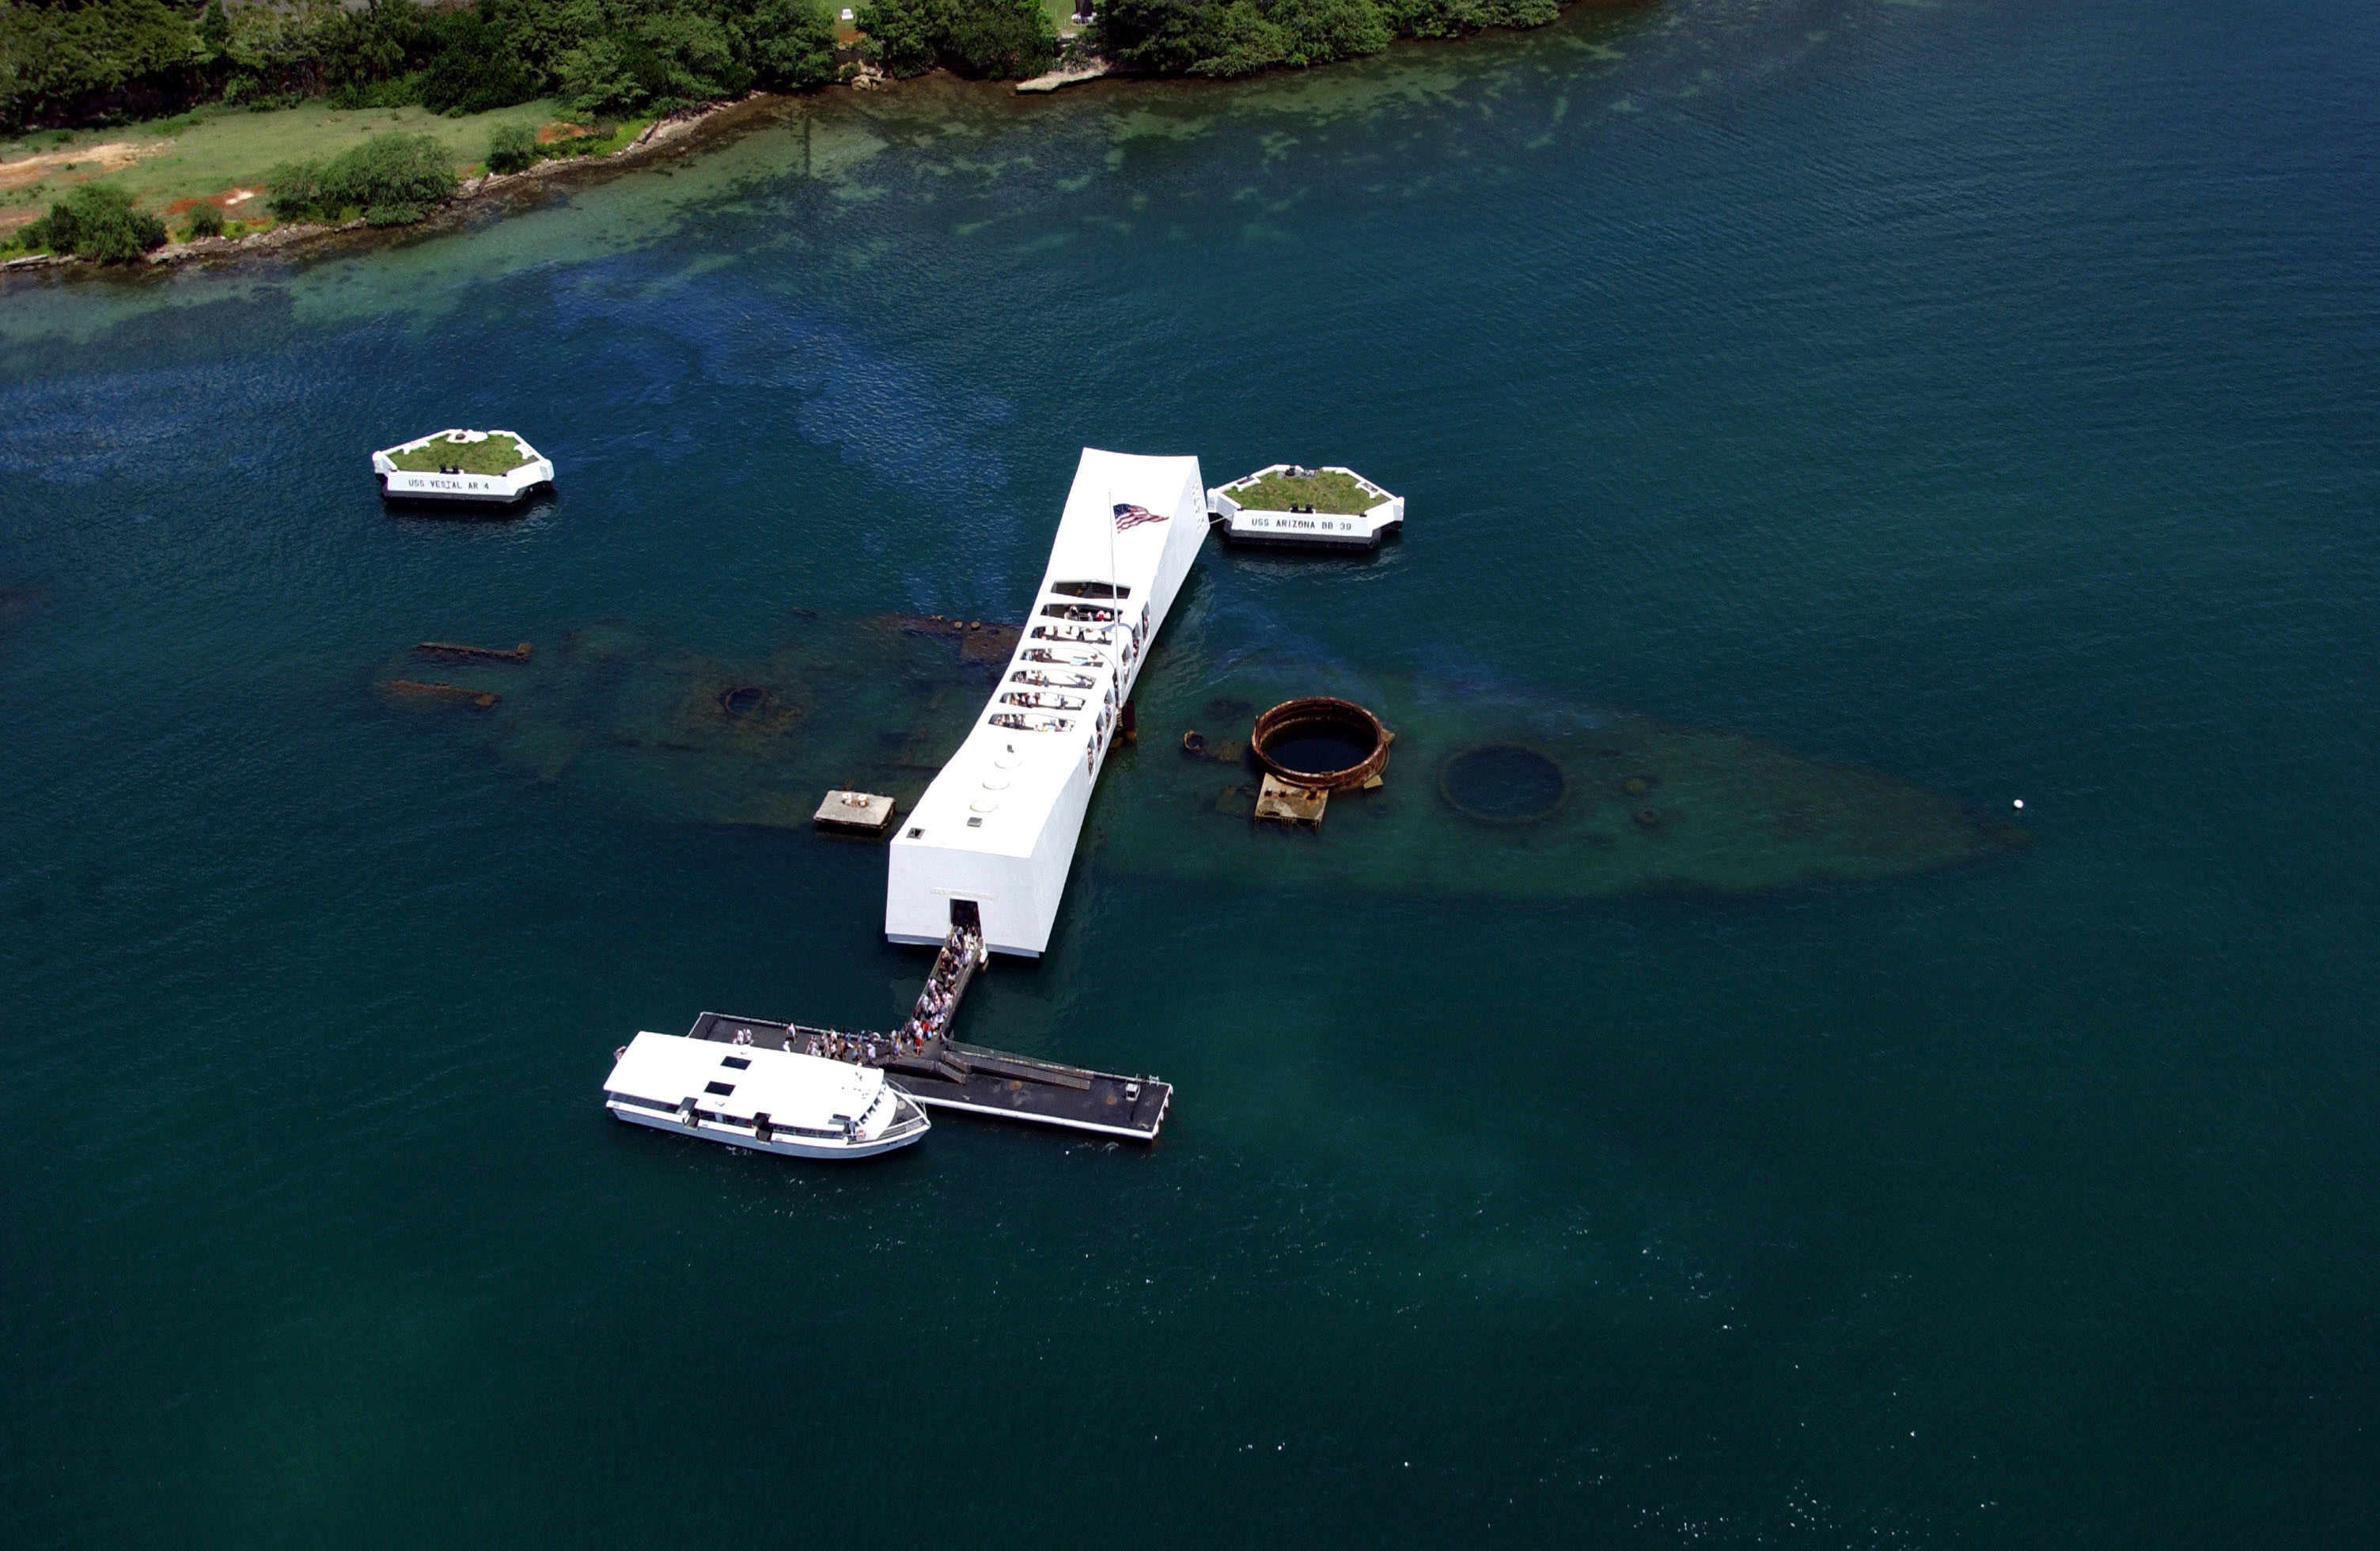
685, 923, 1171, 1142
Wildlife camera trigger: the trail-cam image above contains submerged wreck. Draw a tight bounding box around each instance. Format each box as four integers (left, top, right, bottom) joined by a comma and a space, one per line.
377, 444, 2022, 1169
1108, 653, 2022, 895
373, 612, 1002, 825
382, 443, 2021, 1165
375, 621, 2019, 901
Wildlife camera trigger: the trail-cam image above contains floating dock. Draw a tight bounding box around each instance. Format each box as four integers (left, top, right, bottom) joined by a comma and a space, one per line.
680, 920, 1171, 1141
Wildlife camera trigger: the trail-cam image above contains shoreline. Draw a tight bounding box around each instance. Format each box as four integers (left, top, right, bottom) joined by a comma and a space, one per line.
2, 3, 1652, 283
2, 93, 763, 279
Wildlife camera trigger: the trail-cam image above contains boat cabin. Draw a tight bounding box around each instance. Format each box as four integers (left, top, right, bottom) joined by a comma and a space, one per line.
603, 1026, 929, 1159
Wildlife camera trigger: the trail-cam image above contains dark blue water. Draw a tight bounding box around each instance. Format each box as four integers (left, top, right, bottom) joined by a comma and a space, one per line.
4, 0, 2377, 1542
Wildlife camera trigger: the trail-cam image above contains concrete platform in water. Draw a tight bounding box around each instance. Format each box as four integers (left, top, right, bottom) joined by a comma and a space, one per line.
1207, 463, 1404, 551
373, 427, 555, 509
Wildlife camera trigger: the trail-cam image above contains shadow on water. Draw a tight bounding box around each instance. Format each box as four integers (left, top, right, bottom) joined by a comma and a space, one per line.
382, 488, 563, 527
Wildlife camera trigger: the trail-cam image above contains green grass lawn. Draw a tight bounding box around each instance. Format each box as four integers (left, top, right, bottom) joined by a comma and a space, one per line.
1226, 468, 1385, 514
1, 98, 564, 232
385, 431, 535, 475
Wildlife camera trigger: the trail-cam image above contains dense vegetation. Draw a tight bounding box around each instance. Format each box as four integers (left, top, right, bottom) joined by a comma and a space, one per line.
2, 0, 1581, 134
267, 130, 457, 224
850, 0, 1055, 81
17, 182, 167, 260
0, 0, 840, 132
385, 431, 533, 472
1226, 467, 1382, 513
1094, 0, 1560, 78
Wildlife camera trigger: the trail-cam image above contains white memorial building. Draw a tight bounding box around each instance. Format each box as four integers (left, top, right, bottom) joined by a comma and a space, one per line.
885, 448, 1209, 957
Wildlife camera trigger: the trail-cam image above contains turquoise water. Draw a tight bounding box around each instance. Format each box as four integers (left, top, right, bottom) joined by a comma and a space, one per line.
5, 0, 2378, 1542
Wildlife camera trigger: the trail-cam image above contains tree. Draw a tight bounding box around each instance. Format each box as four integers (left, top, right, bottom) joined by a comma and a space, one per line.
0, 0, 198, 131
855, 0, 1054, 80
316, 0, 424, 93
486, 122, 539, 174
20, 183, 168, 261
197, 0, 232, 61
555, 36, 653, 117
854, 0, 942, 78
940, 0, 1055, 78
1269, 0, 1387, 67
747, 0, 839, 91
418, 10, 542, 114
269, 131, 457, 223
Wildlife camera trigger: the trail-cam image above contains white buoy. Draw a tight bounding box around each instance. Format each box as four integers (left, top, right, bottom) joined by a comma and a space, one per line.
2013, 798, 2025, 809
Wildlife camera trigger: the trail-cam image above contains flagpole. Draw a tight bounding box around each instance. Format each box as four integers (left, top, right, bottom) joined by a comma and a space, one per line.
1104, 486, 1120, 770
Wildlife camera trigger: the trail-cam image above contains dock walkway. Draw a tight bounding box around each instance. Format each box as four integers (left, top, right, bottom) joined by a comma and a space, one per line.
686, 923, 1169, 1141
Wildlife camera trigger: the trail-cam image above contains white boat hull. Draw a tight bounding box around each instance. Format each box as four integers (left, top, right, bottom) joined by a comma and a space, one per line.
607, 1097, 927, 1159
602, 1030, 929, 1162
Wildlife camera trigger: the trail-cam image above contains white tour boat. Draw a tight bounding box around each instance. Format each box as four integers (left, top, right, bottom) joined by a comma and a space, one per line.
603, 1026, 930, 1159
373, 427, 555, 508
885, 447, 1211, 958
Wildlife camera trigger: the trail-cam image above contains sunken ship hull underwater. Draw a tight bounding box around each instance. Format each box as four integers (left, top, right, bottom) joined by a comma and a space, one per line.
1101, 650, 2026, 897
375, 616, 2022, 904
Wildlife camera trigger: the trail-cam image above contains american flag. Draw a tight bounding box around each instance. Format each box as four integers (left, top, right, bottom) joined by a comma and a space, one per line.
1112, 502, 1168, 531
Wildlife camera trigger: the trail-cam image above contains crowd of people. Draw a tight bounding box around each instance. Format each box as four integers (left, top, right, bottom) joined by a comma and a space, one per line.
900, 923, 981, 1045
802, 1028, 909, 1065
798, 923, 982, 1066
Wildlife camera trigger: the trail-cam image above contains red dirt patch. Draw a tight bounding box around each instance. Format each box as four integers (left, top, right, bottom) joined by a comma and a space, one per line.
163, 187, 260, 215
